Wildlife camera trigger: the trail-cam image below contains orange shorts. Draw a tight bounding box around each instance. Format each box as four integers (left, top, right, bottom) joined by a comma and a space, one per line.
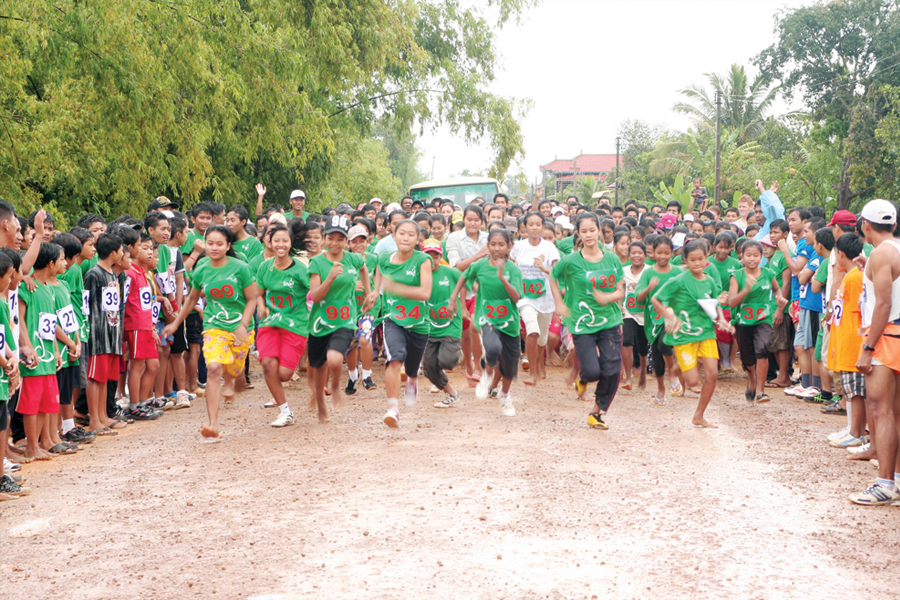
871, 323, 900, 373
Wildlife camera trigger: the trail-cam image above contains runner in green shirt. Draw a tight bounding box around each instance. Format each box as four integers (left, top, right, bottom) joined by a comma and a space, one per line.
652, 239, 733, 429
550, 212, 625, 430
308, 215, 371, 424
451, 228, 522, 418
163, 226, 257, 439
422, 239, 464, 408
371, 220, 432, 428
255, 224, 311, 428
345, 225, 378, 395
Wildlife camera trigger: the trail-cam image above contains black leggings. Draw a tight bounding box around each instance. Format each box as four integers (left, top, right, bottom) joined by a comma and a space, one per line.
572, 326, 622, 412
481, 325, 520, 380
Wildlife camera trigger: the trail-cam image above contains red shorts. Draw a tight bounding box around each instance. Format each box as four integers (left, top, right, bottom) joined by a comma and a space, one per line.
88, 353, 121, 383
124, 329, 157, 360
18, 374, 60, 415
716, 309, 733, 344
257, 326, 307, 371
462, 295, 477, 332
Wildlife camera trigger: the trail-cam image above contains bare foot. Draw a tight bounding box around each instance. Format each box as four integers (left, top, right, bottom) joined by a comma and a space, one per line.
200, 425, 220, 438
291, 372, 301, 382
846, 449, 875, 461
692, 418, 718, 429
317, 410, 330, 424
332, 390, 345, 410
24, 449, 53, 461
523, 376, 536, 386
223, 395, 235, 405
621, 380, 632, 391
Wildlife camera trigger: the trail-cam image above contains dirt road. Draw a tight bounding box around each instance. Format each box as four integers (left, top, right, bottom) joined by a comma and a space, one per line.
2, 364, 898, 599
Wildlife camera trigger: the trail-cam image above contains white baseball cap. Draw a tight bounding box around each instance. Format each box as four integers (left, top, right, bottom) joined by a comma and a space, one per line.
683, 214, 694, 222
551, 206, 565, 216
555, 215, 574, 230
370, 197, 383, 206
861, 199, 897, 225
289, 189, 306, 200
348, 225, 368, 240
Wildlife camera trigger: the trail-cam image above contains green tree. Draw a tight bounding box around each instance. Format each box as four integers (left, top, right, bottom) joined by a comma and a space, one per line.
616, 119, 668, 204
673, 64, 778, 145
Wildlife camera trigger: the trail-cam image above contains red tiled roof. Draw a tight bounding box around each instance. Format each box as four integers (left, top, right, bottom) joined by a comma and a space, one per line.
555, 173, 609, 183
541, 154, 620, 174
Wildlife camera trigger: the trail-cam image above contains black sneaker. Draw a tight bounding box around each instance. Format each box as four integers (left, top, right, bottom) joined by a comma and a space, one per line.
114, 409, 135, 424
124, 406, 160, 421
363, 377, 377, 390
345, 378, 358, 395
0, 474, 30, 496
62, 427, 96, 444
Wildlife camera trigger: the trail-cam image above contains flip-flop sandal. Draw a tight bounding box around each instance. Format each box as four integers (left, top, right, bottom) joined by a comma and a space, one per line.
264, 400, 278, 408
107, 420, 127, 429
764, 381, 786, 388
756, 394, 771, 403
93, 427, 118, 436
47, 443, 77, 455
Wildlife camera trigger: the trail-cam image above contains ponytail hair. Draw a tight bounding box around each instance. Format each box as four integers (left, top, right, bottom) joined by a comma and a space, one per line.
290, 220, 313, 254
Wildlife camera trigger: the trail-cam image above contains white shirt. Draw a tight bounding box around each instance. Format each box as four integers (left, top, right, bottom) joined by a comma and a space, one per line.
622, 263, 648, 326
510, 238, 559, 314
446, 229, 487, 267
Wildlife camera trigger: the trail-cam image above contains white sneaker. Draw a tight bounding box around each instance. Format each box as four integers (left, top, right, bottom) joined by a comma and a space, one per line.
783, 384, 805, 396
430, 385, 440, 394
797, 387, 821, 400
847, 442, 871, 455
405, 379, 418, 407
848, 482, 900, 506
829, 433, 865, 448
271, 411, 295, 428
500, 393, 515, 417
827, 426, 850, 442
174, 390, 191, 410
3, 457, 20, 473
383, 406, 400, 428
475, 372, 491, 400
434, 394, 459, 408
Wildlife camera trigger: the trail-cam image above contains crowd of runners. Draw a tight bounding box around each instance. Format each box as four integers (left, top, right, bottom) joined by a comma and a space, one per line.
1, 177, 899, 507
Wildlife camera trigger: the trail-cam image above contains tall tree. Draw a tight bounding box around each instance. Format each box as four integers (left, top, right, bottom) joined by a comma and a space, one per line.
673, 64, 778, 144
755, 0, 900, 209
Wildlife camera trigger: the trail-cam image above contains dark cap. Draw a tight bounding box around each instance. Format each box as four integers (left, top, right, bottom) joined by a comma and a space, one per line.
323, 214, 350, 237
149, 196, 179, 211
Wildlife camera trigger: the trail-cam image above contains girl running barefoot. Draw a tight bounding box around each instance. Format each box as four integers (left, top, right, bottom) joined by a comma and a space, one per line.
636, 235, 683, 405
728, 240, 785, 404
450, 228, 522, 416
511, 212, 560, 386
550, 213, 625, 430
371, 220, 432, 427
307, 215, 370, 423
422, 239, 464, 408
255, 224, 311, 427
652, 240, 734, 428
163, 225, 257, 438
621, 241, 649, 391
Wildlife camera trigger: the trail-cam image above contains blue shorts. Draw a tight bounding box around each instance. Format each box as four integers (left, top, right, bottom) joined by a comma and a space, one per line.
156, 320, 175, 348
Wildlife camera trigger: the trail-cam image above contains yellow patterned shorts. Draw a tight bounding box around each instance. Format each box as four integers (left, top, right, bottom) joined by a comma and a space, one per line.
203, 328, 255, 378
674, 338, 718, 372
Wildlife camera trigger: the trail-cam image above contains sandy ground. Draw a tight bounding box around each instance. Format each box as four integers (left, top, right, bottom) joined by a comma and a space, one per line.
2, 360, 899, 600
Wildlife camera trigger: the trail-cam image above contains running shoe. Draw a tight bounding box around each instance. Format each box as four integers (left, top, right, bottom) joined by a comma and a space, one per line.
799, 388, 824, 402
363, 377, 377, 391
434, 394, 460, 409
783, 383, 805, 396
62, 427, 95, 444
405, 379, 418, 407
500, 393, 515, 417
271, 411, 295, 428
847, 442, 871, 455
345, 377, 358, 396
174, 390, 192, 410
829, 433, 866, 448
3, 458, 20, 473
827, 426, 850, 442
848, 482, 900, 506
0, 475, 30, 497
123, 405, 161, 421
475, 373, 491, 400
820, 401, 846, 415
430, 384, 440, 394
383, 406, 400, 428
148, 396, 174, 411
587, 412, 608, 430
574, 378, 587, 398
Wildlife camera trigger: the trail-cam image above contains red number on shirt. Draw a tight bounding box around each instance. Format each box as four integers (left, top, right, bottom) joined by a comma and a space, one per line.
486, 304, 508, 319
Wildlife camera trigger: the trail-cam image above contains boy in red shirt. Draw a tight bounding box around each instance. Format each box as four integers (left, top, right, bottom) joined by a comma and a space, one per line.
123, 234, 161, 420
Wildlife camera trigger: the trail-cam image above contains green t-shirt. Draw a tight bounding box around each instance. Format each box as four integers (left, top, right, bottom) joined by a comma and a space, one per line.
711, 256, 742, 290
50, 281, 80, 366
428, 265, 462, 339
256, 257, 310, 337
80, 256, 98, 276
190, 257, 253, 332
551, 250, 624, 335
767, 250, 790, 313
285, 210, 311, 222
19, 281, 61, 377
233, 236, 264, 263
247, 251, 270, 279
655, 270, 723, 346
179, 229, 202, 256
731, 268, 776, 326
636, 265, 680, 339
671, 254, 683, 266
464, 258, 522, 336
308, 251, 365, 336
60, 263, 89, 344
556, 236, 575, 256
378, 250, 431, 334
813, 257, 830, 312
0, 301, 14, 400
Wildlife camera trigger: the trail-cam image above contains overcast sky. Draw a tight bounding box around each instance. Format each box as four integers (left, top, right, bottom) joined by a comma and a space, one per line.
416, 0, 814, 184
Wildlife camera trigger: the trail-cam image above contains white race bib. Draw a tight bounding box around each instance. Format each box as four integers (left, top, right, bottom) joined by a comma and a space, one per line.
832, 298, 844, 327
196, 296, 206, 311
82, 290, 91, 316
139, 286, 154, 311
37, 312, 58, 341
123, 279, 132, 302
57, 305, 79, 334
152, 302, 161, 323
157, 272, 175, 295
101, 287, 120, 312
0, 330, 6, 352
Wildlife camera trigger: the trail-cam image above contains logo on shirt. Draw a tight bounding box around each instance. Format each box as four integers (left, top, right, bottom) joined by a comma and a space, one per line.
406, 268, 417, 277
438, 278, 450, 287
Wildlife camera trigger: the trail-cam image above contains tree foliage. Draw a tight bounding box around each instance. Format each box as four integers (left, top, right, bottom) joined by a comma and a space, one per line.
0, 0, 531, 220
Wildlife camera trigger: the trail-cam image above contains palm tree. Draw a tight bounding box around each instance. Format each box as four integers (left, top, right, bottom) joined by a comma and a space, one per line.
673, 64, 778, 144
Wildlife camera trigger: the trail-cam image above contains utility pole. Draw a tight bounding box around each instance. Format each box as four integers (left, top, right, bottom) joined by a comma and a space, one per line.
615, 136, 620, 205
714, 90, 721, 207
431, 156, 436, 179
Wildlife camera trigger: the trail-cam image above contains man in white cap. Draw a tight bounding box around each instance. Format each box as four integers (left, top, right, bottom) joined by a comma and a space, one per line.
370, 197, 384, 212
851, 199, 900, 506
285, 189, 311, 221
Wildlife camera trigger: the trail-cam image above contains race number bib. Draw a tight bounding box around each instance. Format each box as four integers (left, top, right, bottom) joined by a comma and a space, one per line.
0, 329, 6, 352
267, 292, 295, 312
152, 302, 161, 323
57, 305, 79, 333
586, 269, 617, 292
831, 298, 844, 327
322, 301, 351, 322
123, 279, 132, 302
522, 279, 545, 299
101, 286, 120, 312
82, 290, 91, 315
625, 292, 644, 314
479, 299, 514, 327
389, 298, 425, 328
429, 301, 454, 328
139, 286, 154, 311
799, 283, 809, 300
196, 296, 206, 311
37, 312, 57, 341
157, 272, 175, 295
740, 304, 768, 324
